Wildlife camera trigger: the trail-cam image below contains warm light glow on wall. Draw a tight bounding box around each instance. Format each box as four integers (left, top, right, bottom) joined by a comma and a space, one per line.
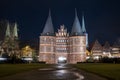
58, 57, 66, 62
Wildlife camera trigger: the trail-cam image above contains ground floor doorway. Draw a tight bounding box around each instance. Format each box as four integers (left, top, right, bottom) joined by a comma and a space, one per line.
58, 56, 67, 63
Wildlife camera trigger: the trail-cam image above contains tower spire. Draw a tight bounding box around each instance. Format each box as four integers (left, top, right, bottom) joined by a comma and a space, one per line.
82, 13, 88, 47
48, 8, 51, 17
82, 13, 86, 33
13, 22, 18, 38
42, 9, 54, 36
5, 22, 10, 37
71, 8, 83, 35
75, 8, 77, 18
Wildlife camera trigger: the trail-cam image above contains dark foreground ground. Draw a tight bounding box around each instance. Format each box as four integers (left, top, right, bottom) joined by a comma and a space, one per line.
0, 64, 108, 80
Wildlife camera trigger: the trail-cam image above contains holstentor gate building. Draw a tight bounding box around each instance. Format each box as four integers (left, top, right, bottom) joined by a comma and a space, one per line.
39, 10, 88, 64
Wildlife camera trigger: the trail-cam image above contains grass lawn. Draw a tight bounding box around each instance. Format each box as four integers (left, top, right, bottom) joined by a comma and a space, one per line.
74, 63, 120, 80
0, 63, 48, 77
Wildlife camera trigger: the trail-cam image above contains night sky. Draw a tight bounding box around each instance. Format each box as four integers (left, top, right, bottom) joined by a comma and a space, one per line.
0, 0, 120, 45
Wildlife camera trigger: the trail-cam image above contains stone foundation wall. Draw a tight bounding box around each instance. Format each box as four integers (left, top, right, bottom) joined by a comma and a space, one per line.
39, 53, 86, 64
68, 54, 86, 64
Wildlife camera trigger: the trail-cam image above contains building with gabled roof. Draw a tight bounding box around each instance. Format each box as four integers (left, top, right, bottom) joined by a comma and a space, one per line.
111, 38, 120, 57
91, 40, 103, 60
103, 41, 111, 57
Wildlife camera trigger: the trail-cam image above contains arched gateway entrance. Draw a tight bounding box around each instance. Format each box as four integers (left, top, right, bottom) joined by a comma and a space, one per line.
58, 56, 67, 63
55, 53, 68, 64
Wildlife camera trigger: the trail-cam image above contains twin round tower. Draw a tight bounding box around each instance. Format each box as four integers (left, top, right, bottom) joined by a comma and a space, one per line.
39, 9, 88, 64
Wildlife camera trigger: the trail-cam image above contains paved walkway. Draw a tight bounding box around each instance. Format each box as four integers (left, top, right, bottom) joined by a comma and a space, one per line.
0, 64, 108, 80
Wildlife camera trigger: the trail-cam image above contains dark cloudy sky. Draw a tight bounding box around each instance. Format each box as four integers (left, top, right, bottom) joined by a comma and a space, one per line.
0, 0, 120, 44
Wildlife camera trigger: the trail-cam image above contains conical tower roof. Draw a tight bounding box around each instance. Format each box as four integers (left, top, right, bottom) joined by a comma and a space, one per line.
42, 9, 54, 36
5, 22, 10, 37
71, 9, 83, 36
82, 14, 86, 33
13, 22, 18, 38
